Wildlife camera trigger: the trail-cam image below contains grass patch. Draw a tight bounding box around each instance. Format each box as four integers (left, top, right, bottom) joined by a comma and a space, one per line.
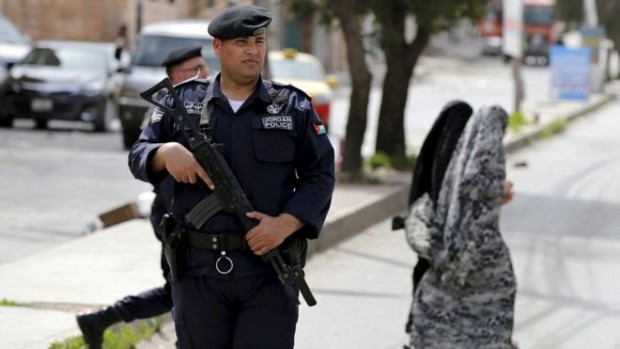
540, 118, 567, 138
49, 317, 164, 349
0, 298, 19, 306
366, 152, 416, 171
508, 111, 528, 134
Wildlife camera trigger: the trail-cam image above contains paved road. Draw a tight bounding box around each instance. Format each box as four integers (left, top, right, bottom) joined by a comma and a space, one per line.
0, 124, 151, 264
502, 98, 620, 349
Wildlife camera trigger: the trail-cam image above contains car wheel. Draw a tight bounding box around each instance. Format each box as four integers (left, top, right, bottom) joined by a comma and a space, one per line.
93, 98, 115, 132
524, 55, 537, 66
35, 119, 48, 130
122, 124, 140, 150
0, 115, 14, 128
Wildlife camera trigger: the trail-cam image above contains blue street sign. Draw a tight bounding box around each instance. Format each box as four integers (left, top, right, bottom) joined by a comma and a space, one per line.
550, 45, 591, 101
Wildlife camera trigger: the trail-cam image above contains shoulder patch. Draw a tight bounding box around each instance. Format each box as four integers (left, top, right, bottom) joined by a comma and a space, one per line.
150, 108, 164, 123
312, 121, 327, 136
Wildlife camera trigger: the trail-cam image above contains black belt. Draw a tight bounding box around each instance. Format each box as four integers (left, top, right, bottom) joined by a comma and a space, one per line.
177, 228, 249, 252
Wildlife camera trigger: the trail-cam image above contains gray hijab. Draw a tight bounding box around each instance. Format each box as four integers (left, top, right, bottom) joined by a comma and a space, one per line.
432, 105, 508, 284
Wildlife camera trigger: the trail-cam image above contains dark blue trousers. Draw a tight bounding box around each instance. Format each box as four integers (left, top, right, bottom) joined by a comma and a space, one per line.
115, 250, 173, 321
172, 273, 298, 349
115, 192, 173, 322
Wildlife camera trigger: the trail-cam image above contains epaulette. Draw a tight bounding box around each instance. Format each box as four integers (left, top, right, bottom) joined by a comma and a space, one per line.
268, 79, 311, 100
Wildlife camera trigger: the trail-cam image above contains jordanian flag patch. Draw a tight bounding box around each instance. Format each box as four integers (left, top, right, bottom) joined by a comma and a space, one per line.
313, 122, 327, 135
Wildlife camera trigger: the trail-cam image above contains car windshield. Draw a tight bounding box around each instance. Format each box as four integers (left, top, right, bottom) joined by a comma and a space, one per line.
524, 6, 553, 26
0, 16, 28, 44
21, 47, 108, 71
132, 35, 219, 72
270, 58, 324, 81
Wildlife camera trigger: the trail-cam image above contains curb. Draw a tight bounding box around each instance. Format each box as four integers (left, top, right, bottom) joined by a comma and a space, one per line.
309, 184, 408, 258
504, 93, 615, 154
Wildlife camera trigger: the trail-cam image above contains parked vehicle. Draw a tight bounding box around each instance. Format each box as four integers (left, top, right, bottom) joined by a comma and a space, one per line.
118, 20, 217, 149
0, 14, 31, 68
478, 0, 557, 65
268, 49, 338, 128
0, 41, 123, 131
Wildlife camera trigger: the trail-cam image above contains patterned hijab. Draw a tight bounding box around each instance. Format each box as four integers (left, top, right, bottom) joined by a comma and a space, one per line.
408, 100, 473, 206
431, 105, 508, 281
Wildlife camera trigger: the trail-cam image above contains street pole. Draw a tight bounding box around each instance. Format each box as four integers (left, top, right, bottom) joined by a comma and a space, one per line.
136, 0, 144, 34
584, 0, 599, 27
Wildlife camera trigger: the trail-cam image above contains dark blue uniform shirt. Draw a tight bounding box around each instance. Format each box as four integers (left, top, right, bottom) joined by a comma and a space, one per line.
128, 75, 335, 279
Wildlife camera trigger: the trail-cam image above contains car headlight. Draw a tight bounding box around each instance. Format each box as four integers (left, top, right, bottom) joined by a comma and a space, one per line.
83, 80, 106, 97
120, 84, 141, 100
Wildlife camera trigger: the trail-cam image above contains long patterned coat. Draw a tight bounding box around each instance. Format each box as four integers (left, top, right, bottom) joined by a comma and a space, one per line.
408, 105, 517, 349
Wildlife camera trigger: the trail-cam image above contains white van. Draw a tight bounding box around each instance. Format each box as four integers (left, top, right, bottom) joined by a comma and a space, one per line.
118, 20, 217, 149
0, 14, 31, 68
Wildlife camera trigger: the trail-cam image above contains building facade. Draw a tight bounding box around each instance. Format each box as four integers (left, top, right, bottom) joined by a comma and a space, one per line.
1, 0, 346, 72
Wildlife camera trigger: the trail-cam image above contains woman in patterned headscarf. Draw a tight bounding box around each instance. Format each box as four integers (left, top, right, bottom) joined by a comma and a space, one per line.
400, 100, 473, 337
408, 105, 517, 348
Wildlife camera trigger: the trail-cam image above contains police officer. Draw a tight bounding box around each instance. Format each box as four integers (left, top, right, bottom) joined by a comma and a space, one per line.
76, 46, 209, 349
128, 5, 335, 349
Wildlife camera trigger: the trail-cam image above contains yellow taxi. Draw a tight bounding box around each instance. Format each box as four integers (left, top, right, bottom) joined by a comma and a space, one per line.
268, 48, 338, 128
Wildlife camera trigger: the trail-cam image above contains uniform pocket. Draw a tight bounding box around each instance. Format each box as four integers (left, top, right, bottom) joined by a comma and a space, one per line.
252, 118, 295, 163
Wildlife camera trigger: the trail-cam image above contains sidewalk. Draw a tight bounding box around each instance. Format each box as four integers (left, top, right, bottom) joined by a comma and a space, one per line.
0, 84, 616, 348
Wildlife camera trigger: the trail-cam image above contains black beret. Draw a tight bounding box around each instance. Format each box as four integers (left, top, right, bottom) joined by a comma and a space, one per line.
161, 46, 202, 67
208, 5, 272, 40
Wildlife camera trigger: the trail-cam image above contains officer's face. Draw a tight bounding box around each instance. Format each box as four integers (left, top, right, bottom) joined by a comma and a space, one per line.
170, 56, 209, 84
214, 33, 266, 84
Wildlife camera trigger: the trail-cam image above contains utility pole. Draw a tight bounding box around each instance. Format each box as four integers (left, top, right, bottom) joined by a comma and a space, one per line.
584, 0, 599, 27
136, 0, 144, 34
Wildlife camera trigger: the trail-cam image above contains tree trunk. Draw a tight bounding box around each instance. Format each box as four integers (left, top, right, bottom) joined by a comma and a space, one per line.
375, 21, 430, 158
332, 5, 373, 181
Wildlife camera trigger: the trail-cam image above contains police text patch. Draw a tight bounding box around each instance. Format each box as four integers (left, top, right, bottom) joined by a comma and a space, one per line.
261, 116, 293, 130
184, 101, 203, 114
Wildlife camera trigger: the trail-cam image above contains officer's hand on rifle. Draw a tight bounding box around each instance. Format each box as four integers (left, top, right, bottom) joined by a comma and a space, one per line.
245, 212, 303, 256
152, 142, 215, 189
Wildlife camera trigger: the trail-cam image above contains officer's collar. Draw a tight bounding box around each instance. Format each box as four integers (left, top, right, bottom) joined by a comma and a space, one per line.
205, 74, 271, 105
257, 77, 274, 104
203, 74, 223, 105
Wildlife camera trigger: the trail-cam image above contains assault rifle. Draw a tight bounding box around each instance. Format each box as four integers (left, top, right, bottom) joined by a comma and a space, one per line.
140, 78, 316, 306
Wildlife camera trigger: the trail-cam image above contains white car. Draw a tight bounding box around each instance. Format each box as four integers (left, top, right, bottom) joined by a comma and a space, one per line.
0, 15, 30, 69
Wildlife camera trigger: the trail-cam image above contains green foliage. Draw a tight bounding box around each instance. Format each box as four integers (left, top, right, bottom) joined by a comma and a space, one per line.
555, 0, 583, 25
391, 154, 417, 171
366, 152, 416, 171
0, 298, 19, 306
508, 111, 528, 134
285, 0, 318, 20
367, 152, 392, 170
540, 118, 567, 138
49, 318, 163, 349
409, 0, 489, 30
